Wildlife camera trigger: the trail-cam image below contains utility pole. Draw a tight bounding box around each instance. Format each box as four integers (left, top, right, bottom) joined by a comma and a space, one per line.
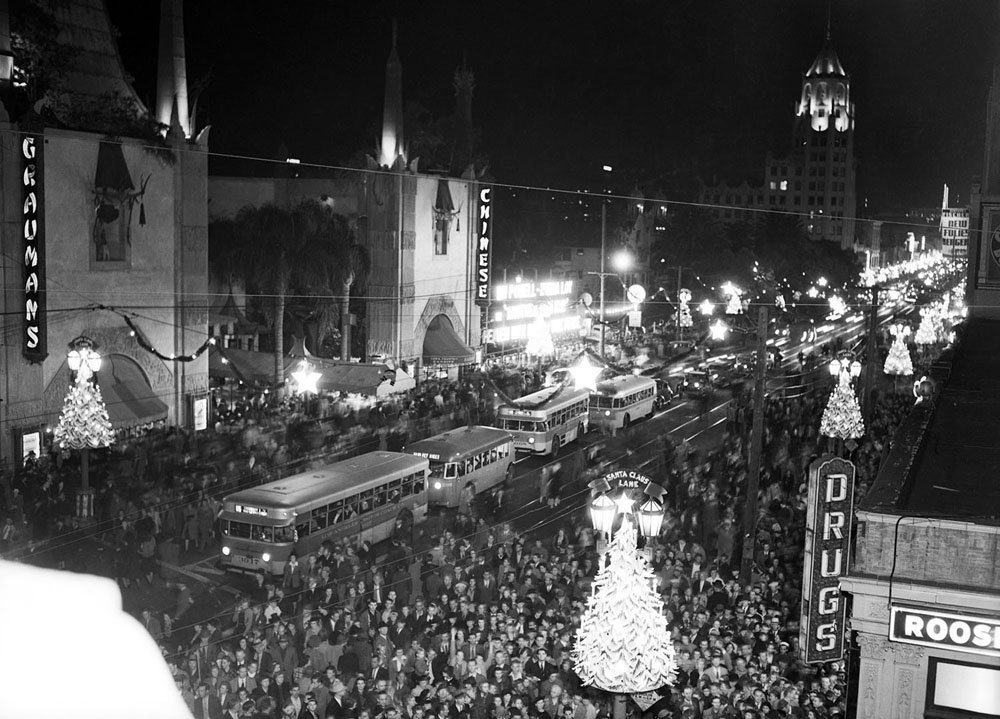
740, 305, 768, 587
861, 285, 880, 429
675, 265, 683, 340
599, 202, 607, 358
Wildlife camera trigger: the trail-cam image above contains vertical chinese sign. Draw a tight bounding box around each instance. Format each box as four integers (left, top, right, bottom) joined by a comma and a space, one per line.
475, 186, 492, 307
799, 455, 855, 663
22, 133, 47, 362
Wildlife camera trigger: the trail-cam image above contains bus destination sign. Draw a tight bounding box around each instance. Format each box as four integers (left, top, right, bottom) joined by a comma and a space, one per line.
235, 504, 268, 517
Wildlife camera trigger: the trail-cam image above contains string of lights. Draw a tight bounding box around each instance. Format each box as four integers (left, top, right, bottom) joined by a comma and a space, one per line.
120, 313, 216, 362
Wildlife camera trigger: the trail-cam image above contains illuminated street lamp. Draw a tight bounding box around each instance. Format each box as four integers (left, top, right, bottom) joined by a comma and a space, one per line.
611, 249, 632, 274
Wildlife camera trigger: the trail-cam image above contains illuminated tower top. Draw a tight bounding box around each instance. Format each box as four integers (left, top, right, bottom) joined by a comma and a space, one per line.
796, 26, 853, 134
379, 20, 405, 168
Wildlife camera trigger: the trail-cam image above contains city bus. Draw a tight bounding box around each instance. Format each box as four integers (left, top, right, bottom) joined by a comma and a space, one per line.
495, 386, 590, 456
218, 451, 429, 575
403, 426, 515, 508
588, 374, 657, 431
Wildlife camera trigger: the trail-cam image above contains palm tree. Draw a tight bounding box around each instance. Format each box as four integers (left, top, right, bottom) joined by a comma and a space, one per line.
227, 201, 339, 392
331, 228, 371, 361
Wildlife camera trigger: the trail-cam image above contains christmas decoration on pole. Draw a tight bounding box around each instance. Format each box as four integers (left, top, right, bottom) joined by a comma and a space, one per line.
291, 359, 321, 395
722, 282, 743, 315
572, 514, 677, 693
883, 325, 913, 377
54, 338, 114, 451
677, 288, 693, 328
914, 309, 937, 346
820, 360, 865, 440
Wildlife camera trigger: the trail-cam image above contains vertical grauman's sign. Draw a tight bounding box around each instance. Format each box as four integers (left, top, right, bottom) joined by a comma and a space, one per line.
22, 133, 46, 362
799, 455, 855, 664
475, 186, 492, 306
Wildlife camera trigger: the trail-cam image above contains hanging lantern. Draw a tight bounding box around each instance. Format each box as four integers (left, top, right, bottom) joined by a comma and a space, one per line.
589, 493, 617, 536
636, 498, 664, 538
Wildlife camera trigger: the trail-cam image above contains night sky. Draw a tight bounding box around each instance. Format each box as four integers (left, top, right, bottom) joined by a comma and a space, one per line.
107, 0, 999, 212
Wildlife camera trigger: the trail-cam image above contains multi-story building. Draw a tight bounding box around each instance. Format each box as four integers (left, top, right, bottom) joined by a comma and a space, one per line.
208, 31, 480, 380
0, 0, 208, 466
940, 184, 970, 259
699, 27, 857, 250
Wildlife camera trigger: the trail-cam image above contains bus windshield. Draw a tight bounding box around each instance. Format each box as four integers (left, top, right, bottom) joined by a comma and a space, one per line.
591, 394, 614, 409
429, 462, 447, 479
223, 520, 294, 543
500, 418, 547, 432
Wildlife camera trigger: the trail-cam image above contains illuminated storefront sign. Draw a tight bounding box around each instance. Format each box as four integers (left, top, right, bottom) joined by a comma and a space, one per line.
22, 134, 46, 362
799, 456, 855, 664
488, 279, 580, 344
475, 186, 492, 306
890, 606, 1000, 658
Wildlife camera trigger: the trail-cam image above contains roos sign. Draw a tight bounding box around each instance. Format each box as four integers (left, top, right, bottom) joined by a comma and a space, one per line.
799, 456, 855, 664
890, 606, 1000, 658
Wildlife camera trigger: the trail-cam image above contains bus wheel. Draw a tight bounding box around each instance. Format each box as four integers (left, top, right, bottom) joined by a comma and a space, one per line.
622, 414, 631, 430
550, 438, 560, 458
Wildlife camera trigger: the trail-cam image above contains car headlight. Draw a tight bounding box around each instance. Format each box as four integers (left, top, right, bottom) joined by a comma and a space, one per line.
604, 410, 611, 416
261, 552, 271, 562
222, 546, 231, 556
528, 437, 535, 444
433, 481, 442, 490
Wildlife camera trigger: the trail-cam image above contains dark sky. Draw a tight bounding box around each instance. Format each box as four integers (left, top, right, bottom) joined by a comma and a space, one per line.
107, 0, 999, 212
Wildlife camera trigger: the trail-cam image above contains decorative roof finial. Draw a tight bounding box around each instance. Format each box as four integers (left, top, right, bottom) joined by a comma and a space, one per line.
825, 0, 832, 41
392, 18, 398, 49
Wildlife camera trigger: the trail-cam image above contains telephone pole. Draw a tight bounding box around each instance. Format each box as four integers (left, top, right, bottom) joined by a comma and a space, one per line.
740, 305, 768, 587
861, 285, 880, 429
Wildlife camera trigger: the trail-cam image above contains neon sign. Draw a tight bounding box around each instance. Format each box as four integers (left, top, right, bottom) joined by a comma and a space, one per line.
22, 134, 46, 362
799, 456, 854, 663
475, 186, 492, 306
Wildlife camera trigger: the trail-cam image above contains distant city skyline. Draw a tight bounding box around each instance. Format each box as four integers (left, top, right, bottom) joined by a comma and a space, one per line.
108, 0, 1000, 212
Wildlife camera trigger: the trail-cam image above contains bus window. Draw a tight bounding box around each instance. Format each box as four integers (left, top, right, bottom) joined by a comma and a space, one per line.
490, 448, 498, 463
311, 506, 327, 532
464, 459, 473, 475
413, 473, 426, 494
343, 496, 358, 519
328, 500, 344, 524
359, 489, 374, 514
274, 525, 295, 543
445, 463, 459, 479
375, 486, 388, 507
296, 520, 310, 538
388, 479, 402, 503
400, 475, 413, 497
226, 521, 252, 539
252, 524, 273, 542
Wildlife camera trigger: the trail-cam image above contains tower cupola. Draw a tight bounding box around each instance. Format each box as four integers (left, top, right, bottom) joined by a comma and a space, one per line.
797, 27, 852, 133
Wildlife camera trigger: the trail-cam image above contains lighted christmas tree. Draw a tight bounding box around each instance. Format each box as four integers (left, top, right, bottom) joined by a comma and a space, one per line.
819, 372, 865, 440
678, 303, 693, 328
573, 516, 677, 693
914, 312, 936, 346
54, 374, 114, 450
883, 332, 913, 377
725, 294, 742, 315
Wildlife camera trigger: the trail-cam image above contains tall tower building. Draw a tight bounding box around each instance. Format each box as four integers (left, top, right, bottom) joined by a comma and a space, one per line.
699, 23, 858, 251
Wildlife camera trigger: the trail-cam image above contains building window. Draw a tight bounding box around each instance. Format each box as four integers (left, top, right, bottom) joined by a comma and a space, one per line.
779, 180, 788, 191
434, 217, 450, 255
769, 181, 777, 190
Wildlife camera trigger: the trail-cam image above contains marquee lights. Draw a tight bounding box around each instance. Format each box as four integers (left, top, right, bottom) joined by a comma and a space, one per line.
475, 186, 492, 306
22, 134, 46, 362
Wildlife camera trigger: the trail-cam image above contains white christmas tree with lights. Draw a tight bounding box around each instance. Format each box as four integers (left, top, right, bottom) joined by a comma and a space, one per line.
725, 294, 742, 315
54, 375, 114, 450
819, 372, 865, 440
883, 331, 913, 377
572, 516, 677, 693
914, 312, 936, 346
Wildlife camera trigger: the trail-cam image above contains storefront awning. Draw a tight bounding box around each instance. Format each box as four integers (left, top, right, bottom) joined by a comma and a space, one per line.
423, 315, 476, 366
209, 347, 285, 384
97, 355, 169, 428
318, 362, 415, 396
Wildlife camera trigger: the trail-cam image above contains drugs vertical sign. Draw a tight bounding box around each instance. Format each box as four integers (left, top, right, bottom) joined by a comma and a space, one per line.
800, 456, 855, 663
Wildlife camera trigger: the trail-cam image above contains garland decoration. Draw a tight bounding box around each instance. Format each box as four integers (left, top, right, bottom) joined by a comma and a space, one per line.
122, 314, 215, 362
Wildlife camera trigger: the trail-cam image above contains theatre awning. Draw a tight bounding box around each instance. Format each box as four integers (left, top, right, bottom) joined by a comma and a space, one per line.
97, 355, 169, 428
311, 361, 414, 396
423, 315, 476, 366
209, 347, 285, 383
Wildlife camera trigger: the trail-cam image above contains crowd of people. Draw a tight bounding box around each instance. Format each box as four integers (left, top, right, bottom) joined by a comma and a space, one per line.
138, 379, 911, 719
0, 337, 930, 719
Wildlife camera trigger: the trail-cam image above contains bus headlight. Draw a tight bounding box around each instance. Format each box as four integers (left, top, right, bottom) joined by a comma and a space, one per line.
261, 552, 271, 562
528, 437, 535, 444
222, 546, 231, 556
433, 481, 442, 490
604, 410, 611, 417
